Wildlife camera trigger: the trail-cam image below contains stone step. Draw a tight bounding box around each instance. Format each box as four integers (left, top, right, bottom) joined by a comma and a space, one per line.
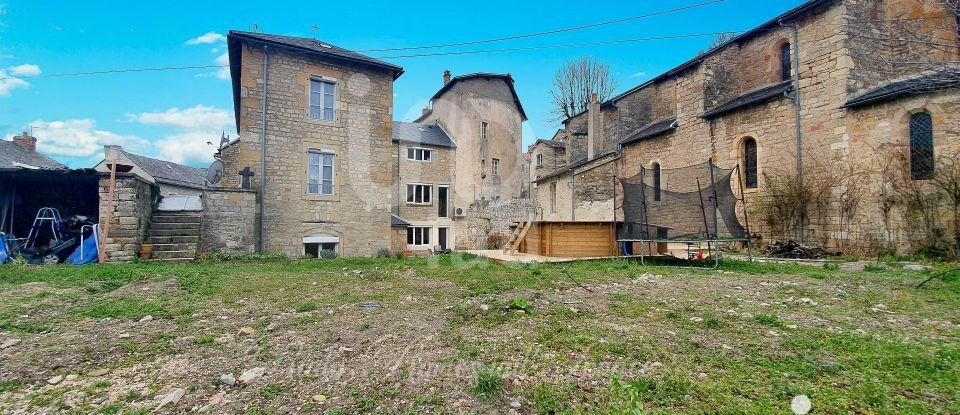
150, 243, 197, 252
150, 250, 197, 260
150, 222, 200, 231
151, 215, 201, 224
149, 258, 195, 263
147, 235, 199, 244
149, 228, 201, 237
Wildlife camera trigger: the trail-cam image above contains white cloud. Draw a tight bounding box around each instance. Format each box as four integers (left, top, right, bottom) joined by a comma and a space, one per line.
128, 105, 233, 130
0, 69, 28, 96
632, 71, 648, 78
153, 132, 218, 165
186, 32, 226, 45
214, 52, 229, 80
30, 119, 149, 158
9, 64, 40, 76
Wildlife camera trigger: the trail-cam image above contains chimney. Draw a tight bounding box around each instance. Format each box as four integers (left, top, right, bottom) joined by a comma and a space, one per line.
443, 70, 451, 86
422, 107, 431, 116
586, 93, 601, 161
12, 132, 36, 152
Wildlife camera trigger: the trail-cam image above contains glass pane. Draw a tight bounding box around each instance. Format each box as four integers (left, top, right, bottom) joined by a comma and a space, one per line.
323, 154, 333, 166
310, 108, 321, 120
308, 184, 319, 194
323, 108, 334, 121
323, 93, 334, 108
424, 150, 431, 161
407, 229, 414, 244
423, 230, 430, 245
322, 166, 333, 181
310, 92, 320, 106
424, 187, 431, 203
322, 184, 333, 195
408, 148, 415, 159
407, 186, 414, 202
310, 153, 320, 165
323, 81, 335, 94
310, 80, 321, 94
415, 186, 423, 202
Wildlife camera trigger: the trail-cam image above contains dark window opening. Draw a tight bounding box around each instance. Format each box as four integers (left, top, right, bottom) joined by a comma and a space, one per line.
438, 186, 449, 218
652, 163, 662, 201
910, 112, 934, 180
780, 43, 792, 82
304, 242, 338, 258
744, 138, 758, 189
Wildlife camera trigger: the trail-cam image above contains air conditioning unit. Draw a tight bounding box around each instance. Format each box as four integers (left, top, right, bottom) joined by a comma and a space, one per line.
454, 207, 467, 217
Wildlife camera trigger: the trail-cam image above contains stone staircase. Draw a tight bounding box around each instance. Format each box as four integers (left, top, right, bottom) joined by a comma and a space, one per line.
146, 211, 200, 262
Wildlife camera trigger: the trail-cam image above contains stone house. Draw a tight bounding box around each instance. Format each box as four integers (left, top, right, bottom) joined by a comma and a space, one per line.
534, 0, 960, 253
414, 71, 534, 249
94, 146, 207, 209
221, 31, 404, 258
391, 121, 457, 253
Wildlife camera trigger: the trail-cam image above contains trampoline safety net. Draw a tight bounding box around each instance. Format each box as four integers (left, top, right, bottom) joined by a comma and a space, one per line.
618, 160, 748, 242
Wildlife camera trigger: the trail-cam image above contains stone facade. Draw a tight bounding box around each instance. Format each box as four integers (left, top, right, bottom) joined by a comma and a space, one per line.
535, 0, 960, 254
224, 34, 400, 257
200, 188, 258, 254
394, 142, 456, 252
98, 174, 154, 262
456, 199, 537, 249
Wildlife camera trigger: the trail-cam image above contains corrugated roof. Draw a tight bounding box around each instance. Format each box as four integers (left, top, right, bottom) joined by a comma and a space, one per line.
844, 68, 960, 108
121, 150, 208, 189
620, 117, 678, 145
429, 73, 528, 121
0, 140, 67, 171
702, 81, 792, 119
392, 122, 456, 148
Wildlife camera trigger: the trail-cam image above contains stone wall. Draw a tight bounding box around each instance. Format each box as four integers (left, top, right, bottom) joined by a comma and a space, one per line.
226, 42, 396, 257
200, 188, 257, 254
98, 174, 154, 263
455, 199, 537, 249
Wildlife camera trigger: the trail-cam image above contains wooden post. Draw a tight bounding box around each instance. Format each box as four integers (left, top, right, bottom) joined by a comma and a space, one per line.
99, 160, 117, 263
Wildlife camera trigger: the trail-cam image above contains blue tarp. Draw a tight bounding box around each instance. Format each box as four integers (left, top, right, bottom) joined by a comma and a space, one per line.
66, 225, 99, 265
0, 236, 8, 264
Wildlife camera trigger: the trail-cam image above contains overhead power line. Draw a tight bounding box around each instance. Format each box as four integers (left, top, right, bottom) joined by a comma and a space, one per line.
355, 0, 727, 52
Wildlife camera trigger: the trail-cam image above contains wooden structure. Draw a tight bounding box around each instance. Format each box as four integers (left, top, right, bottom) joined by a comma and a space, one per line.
503, 221, 532, 255
519, 221, 617, 258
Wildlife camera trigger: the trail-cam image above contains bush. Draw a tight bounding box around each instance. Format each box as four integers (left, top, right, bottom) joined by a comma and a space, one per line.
318, 249, 338, 259
375, 248, 392, 258
473, 368, 503, 399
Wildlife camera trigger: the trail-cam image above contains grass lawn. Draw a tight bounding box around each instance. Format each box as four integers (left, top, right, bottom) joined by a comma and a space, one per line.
0, 255, 958, 414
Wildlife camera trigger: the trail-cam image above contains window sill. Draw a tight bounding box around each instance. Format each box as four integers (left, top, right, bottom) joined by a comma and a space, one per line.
305, 118, 342, 127
406, 202, 434, 206
303, 194, 340, 202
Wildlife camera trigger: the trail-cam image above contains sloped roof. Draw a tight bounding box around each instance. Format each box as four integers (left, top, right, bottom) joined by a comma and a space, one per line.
564, 0, 835, 122
429, 73, 528, 121
391, 214, 410, 227
0, 140, 67, 171
702, 81, 793, 119
392, 122, 456, 148
621, 117, 678, 145
530, 139, 566, 150
534, 149, 618, 183
121, 150, 208, 189
227, 31, 404, 133
844, 68, 960, 108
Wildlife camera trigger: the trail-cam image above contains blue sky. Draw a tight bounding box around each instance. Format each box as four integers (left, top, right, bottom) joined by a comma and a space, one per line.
0, 0, 805, 168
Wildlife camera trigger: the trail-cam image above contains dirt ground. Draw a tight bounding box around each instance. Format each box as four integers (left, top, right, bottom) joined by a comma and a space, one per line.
0, 257, 957, 414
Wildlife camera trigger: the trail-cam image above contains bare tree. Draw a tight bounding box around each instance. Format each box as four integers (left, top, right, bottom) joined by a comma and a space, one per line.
700, 32, 738, 55
549, 55, 618, 121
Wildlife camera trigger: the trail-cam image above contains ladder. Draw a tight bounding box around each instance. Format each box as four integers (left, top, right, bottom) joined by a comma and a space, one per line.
25, 207, 63, 250
503, 221, 532, 255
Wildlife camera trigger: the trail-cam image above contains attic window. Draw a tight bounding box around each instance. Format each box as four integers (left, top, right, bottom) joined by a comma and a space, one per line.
316, 42, 332, 49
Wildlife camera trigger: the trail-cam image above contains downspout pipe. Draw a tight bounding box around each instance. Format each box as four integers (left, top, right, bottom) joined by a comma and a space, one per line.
780, 18, 804, 244
258, 45, 269, 253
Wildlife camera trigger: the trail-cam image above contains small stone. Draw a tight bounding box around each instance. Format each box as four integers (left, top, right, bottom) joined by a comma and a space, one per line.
510, 400, 522, 408
90, 368, 110, 377
768, 330, 781, 337
139, 315, 153, 323
786, 324, 798, 330
93, 397, 107, 405
568, 307, 579, 314
696, 372, 708, 380
238, 367, 266, 385
47, 375, 63, 385
480, 304, 490, 312
154, 388, 186, 411
215, 334, 233, 344
65, 374, 79, 381
0, 339, 21, 349
219, 374, 236, 386
118, 333, 131, 339
312, 394, 327, 403
689, 317, 704, 323
237, 327, 255, 336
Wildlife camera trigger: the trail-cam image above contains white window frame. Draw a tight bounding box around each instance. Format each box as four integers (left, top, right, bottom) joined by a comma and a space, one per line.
309, 77, 336, 121
492, 158, 501, 176
307, 149, 335, 196
480, 121, 488, 141
536, 153, 543, 167
406, 183, 433, 205
550, 182, 558, 213
406, 147, 433, 162
407, 226, 431, 246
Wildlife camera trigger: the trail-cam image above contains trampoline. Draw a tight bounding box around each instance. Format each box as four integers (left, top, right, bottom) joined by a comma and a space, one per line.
616, 159, 752, 267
